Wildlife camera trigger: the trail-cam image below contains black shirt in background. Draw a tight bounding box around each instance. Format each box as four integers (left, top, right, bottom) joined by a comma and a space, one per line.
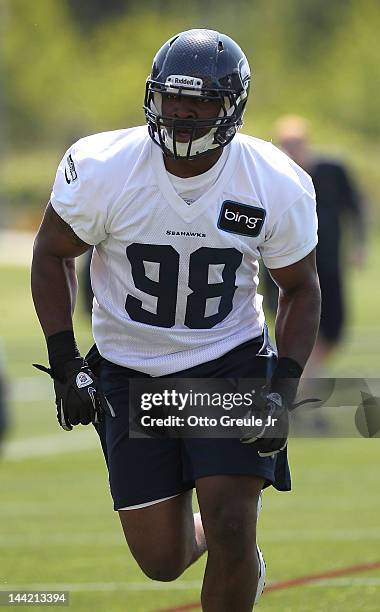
310, 158, 365, 272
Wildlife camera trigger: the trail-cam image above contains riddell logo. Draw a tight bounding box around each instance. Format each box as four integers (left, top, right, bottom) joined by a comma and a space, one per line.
175, 77, 194, 86
165, 75, 203, 90
218, 201, 266, 238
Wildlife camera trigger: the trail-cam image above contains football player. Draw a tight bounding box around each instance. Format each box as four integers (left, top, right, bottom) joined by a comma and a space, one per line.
31, 30, 321, 610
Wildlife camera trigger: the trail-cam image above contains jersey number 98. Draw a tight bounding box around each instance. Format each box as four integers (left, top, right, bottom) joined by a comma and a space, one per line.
125, 243, 243, 329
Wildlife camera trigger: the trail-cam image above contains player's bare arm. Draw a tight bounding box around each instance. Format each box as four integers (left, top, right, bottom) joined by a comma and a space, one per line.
241, 251, 321, 455
31, 202, 90, 337
269, 249, 321, 368
31, 203, 109, 431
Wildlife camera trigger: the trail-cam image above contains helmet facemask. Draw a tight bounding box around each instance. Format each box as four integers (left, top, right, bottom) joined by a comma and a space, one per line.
144, 81, 248, 160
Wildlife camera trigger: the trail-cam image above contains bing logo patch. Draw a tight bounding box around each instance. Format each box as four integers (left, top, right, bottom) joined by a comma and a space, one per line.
218, 201, 266, 237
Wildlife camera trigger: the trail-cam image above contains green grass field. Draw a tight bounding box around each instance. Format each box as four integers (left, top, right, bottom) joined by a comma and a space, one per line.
1, 244, 379, 611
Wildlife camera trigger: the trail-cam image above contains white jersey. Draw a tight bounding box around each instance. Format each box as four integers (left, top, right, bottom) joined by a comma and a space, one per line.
51, 126, 317, 375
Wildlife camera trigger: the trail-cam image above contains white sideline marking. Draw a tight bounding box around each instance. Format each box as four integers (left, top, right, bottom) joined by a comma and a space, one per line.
1, 529, 380, 546
11, 377, 51, 402
262, 527, 380, 542
1, 578, 380, 592
0, 581, 202, 592
3, 430, 98, 461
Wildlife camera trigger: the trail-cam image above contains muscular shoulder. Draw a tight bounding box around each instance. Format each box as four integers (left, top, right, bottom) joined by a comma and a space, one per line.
235, 133, 315, 213
69, 125, 150, 186
236, 135, 318, 268
51, 126, 150, 220
50, 126, 150, 245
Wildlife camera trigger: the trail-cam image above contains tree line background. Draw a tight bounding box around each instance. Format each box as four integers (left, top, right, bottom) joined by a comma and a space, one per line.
1, 0, 379, 228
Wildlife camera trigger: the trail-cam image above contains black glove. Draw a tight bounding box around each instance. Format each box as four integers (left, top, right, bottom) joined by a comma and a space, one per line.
240, 357, 303, 456
33, 357, 114, 431
240, 387, 289, 457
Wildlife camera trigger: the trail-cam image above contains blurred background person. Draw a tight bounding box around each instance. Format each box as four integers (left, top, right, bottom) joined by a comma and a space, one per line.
262, 115, 367, 374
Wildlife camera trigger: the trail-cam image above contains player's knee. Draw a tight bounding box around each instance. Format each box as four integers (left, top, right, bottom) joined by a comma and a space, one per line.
206, 507, 258, 559
138, 551, 187, 582
140, 562, 184, 582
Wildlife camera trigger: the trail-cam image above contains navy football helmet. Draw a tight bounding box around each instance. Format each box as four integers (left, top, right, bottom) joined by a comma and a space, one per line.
144, 29, 251, 160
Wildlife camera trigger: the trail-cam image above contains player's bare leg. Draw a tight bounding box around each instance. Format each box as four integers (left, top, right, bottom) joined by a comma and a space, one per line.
118, 489, 206, 581
196, 474, 264, 612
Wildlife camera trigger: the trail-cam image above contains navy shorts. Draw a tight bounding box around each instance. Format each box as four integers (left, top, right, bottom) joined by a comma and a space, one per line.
95, 329, 291, 510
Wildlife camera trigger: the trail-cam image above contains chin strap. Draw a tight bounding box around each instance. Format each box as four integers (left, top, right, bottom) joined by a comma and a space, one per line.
163, 126, 219, 158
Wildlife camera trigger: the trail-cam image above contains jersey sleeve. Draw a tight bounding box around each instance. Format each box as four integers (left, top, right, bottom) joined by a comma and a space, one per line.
259, 190, 318, 269
50, 142, 107, 245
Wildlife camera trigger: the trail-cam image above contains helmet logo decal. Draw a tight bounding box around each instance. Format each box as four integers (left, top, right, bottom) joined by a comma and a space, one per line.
165, 75, 203, 91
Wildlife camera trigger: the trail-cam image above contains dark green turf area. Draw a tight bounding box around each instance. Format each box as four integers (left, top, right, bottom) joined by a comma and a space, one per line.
1, 262, 379, 611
